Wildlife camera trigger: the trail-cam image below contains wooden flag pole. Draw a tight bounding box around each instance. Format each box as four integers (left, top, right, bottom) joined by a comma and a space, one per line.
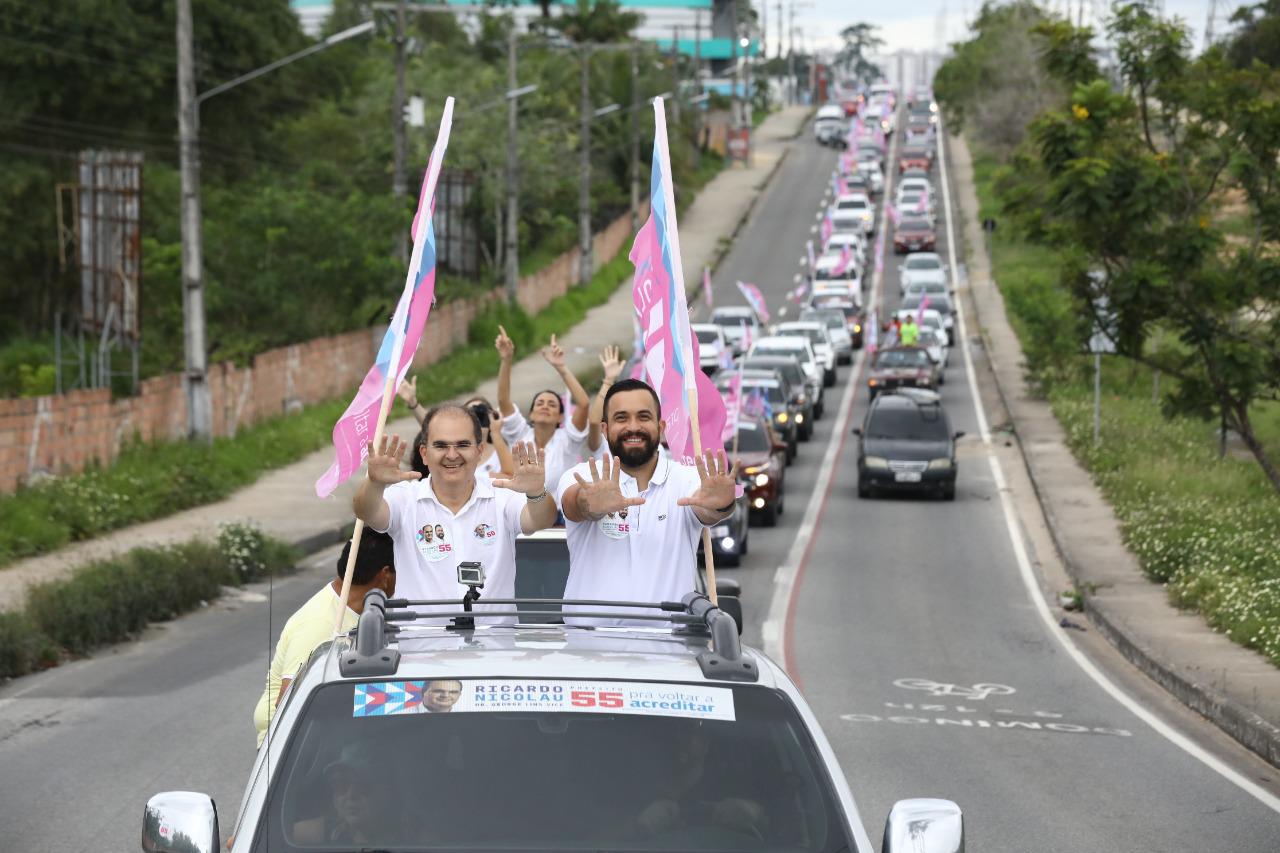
332, 98, 454, 634
652, 97, 718, 607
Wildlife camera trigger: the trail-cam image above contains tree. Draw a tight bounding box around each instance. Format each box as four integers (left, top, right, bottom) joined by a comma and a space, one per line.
835, 23, 883, 83
1229, 0, 1280, 68
1004, 3, 1280, 493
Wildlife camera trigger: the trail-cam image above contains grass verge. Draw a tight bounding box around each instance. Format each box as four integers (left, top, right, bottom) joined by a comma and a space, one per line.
971, 148, 1280, 667
0, 523, 298, 679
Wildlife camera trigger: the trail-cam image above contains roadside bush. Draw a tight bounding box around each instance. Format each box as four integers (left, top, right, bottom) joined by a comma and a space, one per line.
18, 528, 299, 665
0, 611, 58, 678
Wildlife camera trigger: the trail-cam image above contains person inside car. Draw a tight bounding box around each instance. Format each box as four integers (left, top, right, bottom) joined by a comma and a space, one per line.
292, 740, 410, 845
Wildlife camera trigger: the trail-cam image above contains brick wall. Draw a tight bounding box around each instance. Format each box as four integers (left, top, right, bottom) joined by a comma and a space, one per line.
0, 208, 642, 494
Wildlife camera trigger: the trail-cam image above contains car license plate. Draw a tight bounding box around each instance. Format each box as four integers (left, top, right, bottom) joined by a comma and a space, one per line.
895, 471, 922, 483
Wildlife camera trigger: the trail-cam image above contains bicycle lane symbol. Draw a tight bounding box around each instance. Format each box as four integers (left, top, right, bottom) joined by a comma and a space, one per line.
892, 678, 1017, 702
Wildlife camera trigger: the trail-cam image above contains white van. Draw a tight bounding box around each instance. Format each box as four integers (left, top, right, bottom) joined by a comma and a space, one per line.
814, 104, 845, 145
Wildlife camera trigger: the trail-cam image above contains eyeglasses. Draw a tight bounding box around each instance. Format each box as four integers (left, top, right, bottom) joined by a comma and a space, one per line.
429, 441, 476, 452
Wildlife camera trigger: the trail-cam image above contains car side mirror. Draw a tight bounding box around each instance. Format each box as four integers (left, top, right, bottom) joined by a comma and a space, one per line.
882, 798, 963, 853
716, 594, 745, 635
715, 577, 742, 598
953, 430, 966, 440
851, 427, 862, 436
142, 792, 219, 853
773, 439, 789, 453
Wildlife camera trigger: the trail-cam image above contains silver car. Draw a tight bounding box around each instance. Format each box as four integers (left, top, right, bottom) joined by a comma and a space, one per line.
142, 590, 963, 853
801, 307, 855, 364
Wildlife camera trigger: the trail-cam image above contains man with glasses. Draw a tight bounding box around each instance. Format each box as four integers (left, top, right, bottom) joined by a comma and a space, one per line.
354, 404, 557, 622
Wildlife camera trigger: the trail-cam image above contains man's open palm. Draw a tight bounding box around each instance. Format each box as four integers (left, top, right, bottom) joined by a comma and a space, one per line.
677, 450, 739, 511
491, 441, 546, 495
366, 435, 421, 485
574, 456, 646, 517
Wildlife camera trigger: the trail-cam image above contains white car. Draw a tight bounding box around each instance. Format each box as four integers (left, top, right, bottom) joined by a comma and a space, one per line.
814, 103, 845, 145
749, 335, 823, 402
901, 293, 956, 343
832, 192, 875, 235
920, 325, 950, 371
813, 253, 863, 304
775, 321, 838, 387
709, 306, 762, 354
824, 230, 866, 270
899, 252, 948, 297
897, 192, 937, 227
691, 323, 730, 374
895, 177, 933, 205
800, 306, 855, 364
856, 159, 885, 195
897, 306, 953, 346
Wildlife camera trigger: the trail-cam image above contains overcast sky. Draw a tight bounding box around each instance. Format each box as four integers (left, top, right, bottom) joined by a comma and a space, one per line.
792, 1, 1223, 56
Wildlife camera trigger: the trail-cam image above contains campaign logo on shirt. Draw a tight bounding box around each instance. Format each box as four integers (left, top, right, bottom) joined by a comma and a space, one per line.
473, 523, 497, 543
599, 508, 632, 540
416, 522, 452, 562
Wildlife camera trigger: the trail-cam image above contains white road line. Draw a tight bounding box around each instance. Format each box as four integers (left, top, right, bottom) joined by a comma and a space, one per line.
764, 121, 898, 666
814, 210, 824, 221
936, 116, 1280, 815
793, 273, 803, 284
809, 224, 818, 233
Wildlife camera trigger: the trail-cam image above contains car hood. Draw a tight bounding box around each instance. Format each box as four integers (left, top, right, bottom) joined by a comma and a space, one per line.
863, 437, 950, 460
904, 270, 946, 283
732, 450, 773, 469
870, 364, 932, 378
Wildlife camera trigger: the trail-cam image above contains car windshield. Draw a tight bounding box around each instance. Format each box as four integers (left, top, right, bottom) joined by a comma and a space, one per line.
694, 328, 720, 345
732, 420, 772, 452
866, 405, 950, 441
802, 311, 844, 331
899, 218, 931, 231
744, 358, 803, 388
836, 198, 868, 211
754, 345, 812, 368
875, 348, 931, 368
253, 680, 852, 853
712, 314, 752, 328
903, 295, 951, 313
905, 256, 941, 270
902, 147, 928, 158
781, 327, 826, 347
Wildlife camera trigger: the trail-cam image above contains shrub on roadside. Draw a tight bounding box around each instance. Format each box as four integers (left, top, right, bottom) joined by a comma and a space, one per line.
10, 527, 299, 672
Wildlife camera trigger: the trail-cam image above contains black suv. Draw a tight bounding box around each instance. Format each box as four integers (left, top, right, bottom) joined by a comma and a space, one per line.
852, 389, 963, 500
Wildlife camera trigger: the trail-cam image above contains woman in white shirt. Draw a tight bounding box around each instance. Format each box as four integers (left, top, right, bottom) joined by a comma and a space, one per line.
398, 379, 513, 480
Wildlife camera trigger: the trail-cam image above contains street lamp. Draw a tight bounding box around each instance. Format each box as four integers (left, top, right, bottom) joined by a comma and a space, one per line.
176, 4, 374, 439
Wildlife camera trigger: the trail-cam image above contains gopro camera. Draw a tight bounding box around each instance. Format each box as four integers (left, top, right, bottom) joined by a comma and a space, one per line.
457, 561, 485, 588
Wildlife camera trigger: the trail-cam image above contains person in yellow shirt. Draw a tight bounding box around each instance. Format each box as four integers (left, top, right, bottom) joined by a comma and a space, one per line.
253, 530, 396, 747
900, 315, 920, 347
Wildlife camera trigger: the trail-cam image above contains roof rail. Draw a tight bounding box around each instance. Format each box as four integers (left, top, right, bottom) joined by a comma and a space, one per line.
337, 589, 756, 682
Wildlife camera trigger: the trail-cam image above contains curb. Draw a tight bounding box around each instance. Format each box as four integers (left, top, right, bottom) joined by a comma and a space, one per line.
947, 133, 1280, 770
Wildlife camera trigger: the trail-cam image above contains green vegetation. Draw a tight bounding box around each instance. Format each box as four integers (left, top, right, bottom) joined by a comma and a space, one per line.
0, 1, 708, 394
0, 524, 299, 679
943, 2, 1280, 665
0, 243, 636, 567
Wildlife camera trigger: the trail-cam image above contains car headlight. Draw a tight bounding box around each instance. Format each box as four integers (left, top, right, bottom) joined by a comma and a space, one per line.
752, 497, 766, 509
864, 456, 889, 469
711, 525, 732, 536
853, 324, 862, 333
928, 458, 952, 470
754, 473, 770, 487
720, 536, 736, 550
795, 413, 805, 424
776, 411, 789, 424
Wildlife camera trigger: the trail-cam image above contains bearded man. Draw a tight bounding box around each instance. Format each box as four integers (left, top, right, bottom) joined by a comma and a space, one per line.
555, 379, 740, 626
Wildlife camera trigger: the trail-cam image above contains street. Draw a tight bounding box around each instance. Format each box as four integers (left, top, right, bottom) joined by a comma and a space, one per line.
2, 100, 1279, 853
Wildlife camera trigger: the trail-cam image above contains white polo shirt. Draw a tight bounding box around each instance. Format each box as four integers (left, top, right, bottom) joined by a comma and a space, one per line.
501, 410, 589, 493
554, 451, 710, 627
373, 476, 525, 623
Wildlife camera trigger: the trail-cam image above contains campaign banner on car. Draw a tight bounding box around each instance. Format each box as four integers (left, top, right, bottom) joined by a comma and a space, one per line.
353, 679, 736, 721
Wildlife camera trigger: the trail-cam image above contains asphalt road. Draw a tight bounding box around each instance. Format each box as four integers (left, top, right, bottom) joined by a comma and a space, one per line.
3, 97, 1280, 853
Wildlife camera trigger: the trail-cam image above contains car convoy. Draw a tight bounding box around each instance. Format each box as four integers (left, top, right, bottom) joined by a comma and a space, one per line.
140, 81, 969, 853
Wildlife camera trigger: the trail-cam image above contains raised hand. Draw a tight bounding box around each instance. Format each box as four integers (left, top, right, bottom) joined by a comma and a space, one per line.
573, 455, 646, 518
495, 324, 515, 361
491, 441, 546, 495
599, 344, 625, 383
676, 450, 740, 512
396, 375, 418, 406
365, 434, 421, 485
541, 334, 567, 370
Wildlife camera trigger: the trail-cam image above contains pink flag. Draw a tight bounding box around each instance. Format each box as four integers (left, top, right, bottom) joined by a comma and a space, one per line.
735, 280, 771, 323
916, 294, 931, 324
821, 214, 833, 248
887, 203, 901, 227
807, 239, 816, 274
833, 244, 853, 277
915, 190, 929, 213
720, 372, 742, 443
874, 230, 886, 276
703, 266, 713, 308
315, 100, 454, 498
631, 99, 727, 465
866, 308, 878, 355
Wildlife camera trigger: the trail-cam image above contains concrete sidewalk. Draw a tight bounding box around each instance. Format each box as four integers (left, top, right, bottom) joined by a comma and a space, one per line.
0, 105, 812, 614
948, 132, 1280, 767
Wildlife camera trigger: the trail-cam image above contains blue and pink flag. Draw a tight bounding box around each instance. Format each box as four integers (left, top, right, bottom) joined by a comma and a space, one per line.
630, 98, 727, 465
832, 245, 853, 277
821, 214, 833, 249
887, 202, 901, 227
916, 294, 931, 324
703, 266, 713, 308
720, 372, 742, 443
315, 100, 454, 498
735, 280, 771, 323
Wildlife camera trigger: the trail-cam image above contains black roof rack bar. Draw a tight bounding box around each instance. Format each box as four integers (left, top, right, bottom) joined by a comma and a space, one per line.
384, 597, 687, 612
388, 609, 703, 624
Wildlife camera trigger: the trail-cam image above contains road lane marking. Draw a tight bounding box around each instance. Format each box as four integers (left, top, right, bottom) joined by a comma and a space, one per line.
764, 117, 899, 678
936, 116, 1280, 814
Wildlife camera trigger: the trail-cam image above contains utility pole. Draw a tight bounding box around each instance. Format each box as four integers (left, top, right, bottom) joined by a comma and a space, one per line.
630, 39, 641, 231
693, 12, 703, 167
578, 44, 592, 286
670, 26, 682, 125
176, 0, 211, 441
731, 0, 740, 141
776, 0, 783, 60
787, 2, 796, 105
392, 0, 409, 265
505, 25, 519, 302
